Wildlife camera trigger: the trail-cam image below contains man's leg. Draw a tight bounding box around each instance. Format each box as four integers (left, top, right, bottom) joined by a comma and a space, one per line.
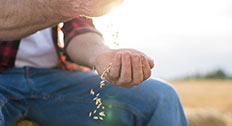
0, 68, 30, 126
0, 94, 7, 126
27, 68, 187, 126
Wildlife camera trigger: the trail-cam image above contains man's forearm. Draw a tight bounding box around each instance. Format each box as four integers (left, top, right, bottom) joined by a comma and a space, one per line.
0, 0, 77, 40
66, 33, 111, 68
0, 0, 123, 41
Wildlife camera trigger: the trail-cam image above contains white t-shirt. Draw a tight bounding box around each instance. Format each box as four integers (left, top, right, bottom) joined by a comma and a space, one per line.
15, 28, 59, 68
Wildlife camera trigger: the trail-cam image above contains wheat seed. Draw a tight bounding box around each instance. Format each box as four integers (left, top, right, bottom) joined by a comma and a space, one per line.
89, 112, 92, 117
99, 117, 104, 120
99, 111, 105, 117
93, 110, 97, 114
100, 81, 105, 84
93, 97, 98, 101
93, 116, 98, 120
100, 84, 105, 88
97, 103, 102, 109
95, 98, 101, 105
90, 89, 94, 95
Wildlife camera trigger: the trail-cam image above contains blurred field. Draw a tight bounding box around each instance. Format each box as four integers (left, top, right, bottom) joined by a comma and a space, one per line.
171, 80, 232, 126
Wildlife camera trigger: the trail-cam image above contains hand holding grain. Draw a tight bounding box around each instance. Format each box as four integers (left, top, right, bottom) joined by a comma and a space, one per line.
94, 49, 154, 88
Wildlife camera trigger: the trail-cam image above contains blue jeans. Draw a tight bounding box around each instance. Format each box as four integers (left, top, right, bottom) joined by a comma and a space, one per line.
0, 67, 187, 126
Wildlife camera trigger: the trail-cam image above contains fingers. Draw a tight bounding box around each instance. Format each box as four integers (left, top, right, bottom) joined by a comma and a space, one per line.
147, 57, 155, 69
131, 54, 143, 85
107, 53, 121, 81
141, 56, 151, 80
105, 51, 153, 88
116, 52, 132, 85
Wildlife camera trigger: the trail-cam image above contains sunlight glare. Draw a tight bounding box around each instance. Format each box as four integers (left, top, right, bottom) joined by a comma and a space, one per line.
94, 0, 141, 48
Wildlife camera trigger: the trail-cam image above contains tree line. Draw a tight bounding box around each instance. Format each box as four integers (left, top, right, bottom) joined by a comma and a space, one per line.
182, 69, 232, 80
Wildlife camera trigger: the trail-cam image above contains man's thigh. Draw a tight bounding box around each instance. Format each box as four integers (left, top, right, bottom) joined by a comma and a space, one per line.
0, 94, 6, 126
0, 68, 30, 126
27, 69, 184, 126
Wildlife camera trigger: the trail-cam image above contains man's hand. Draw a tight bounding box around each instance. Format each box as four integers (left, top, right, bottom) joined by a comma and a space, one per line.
93, 49, 154, 88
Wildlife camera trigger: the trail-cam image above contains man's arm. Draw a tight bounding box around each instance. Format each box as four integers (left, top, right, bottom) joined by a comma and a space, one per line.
0, 0, 123, 41
66, 33, 154, 88
66, 33, 111, 68
0, 0, 72, 40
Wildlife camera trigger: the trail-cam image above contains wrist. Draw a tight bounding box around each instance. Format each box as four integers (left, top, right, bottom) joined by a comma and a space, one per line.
88, 48, 113, 68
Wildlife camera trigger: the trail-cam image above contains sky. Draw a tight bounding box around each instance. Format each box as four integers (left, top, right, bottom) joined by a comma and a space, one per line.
93, 0, 232, 80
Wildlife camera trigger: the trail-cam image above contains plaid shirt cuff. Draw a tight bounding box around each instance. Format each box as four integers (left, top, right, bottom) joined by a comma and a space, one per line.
63, 27, 103, 50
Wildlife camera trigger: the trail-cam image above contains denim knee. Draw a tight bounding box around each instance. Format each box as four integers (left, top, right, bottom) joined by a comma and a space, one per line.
144, 79, 179, 100
143, 79, 187, 126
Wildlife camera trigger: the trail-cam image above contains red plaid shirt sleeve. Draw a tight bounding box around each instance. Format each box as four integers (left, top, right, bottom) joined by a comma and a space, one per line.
61, 16, 102, 50
0, 40, 20, 72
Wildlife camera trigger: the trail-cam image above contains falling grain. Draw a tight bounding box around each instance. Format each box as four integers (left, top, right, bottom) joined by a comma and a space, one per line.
89, 112, 92, 117
93, 110, 97, 114
97, 103, 102, 109
93, 116, 98, 120
96, 98, 101, 105
99, 117, 104, 120
99, 111, 105, 117
88, 63, 112, 120
90, 89, 94, 95
93, 97, 98, 101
